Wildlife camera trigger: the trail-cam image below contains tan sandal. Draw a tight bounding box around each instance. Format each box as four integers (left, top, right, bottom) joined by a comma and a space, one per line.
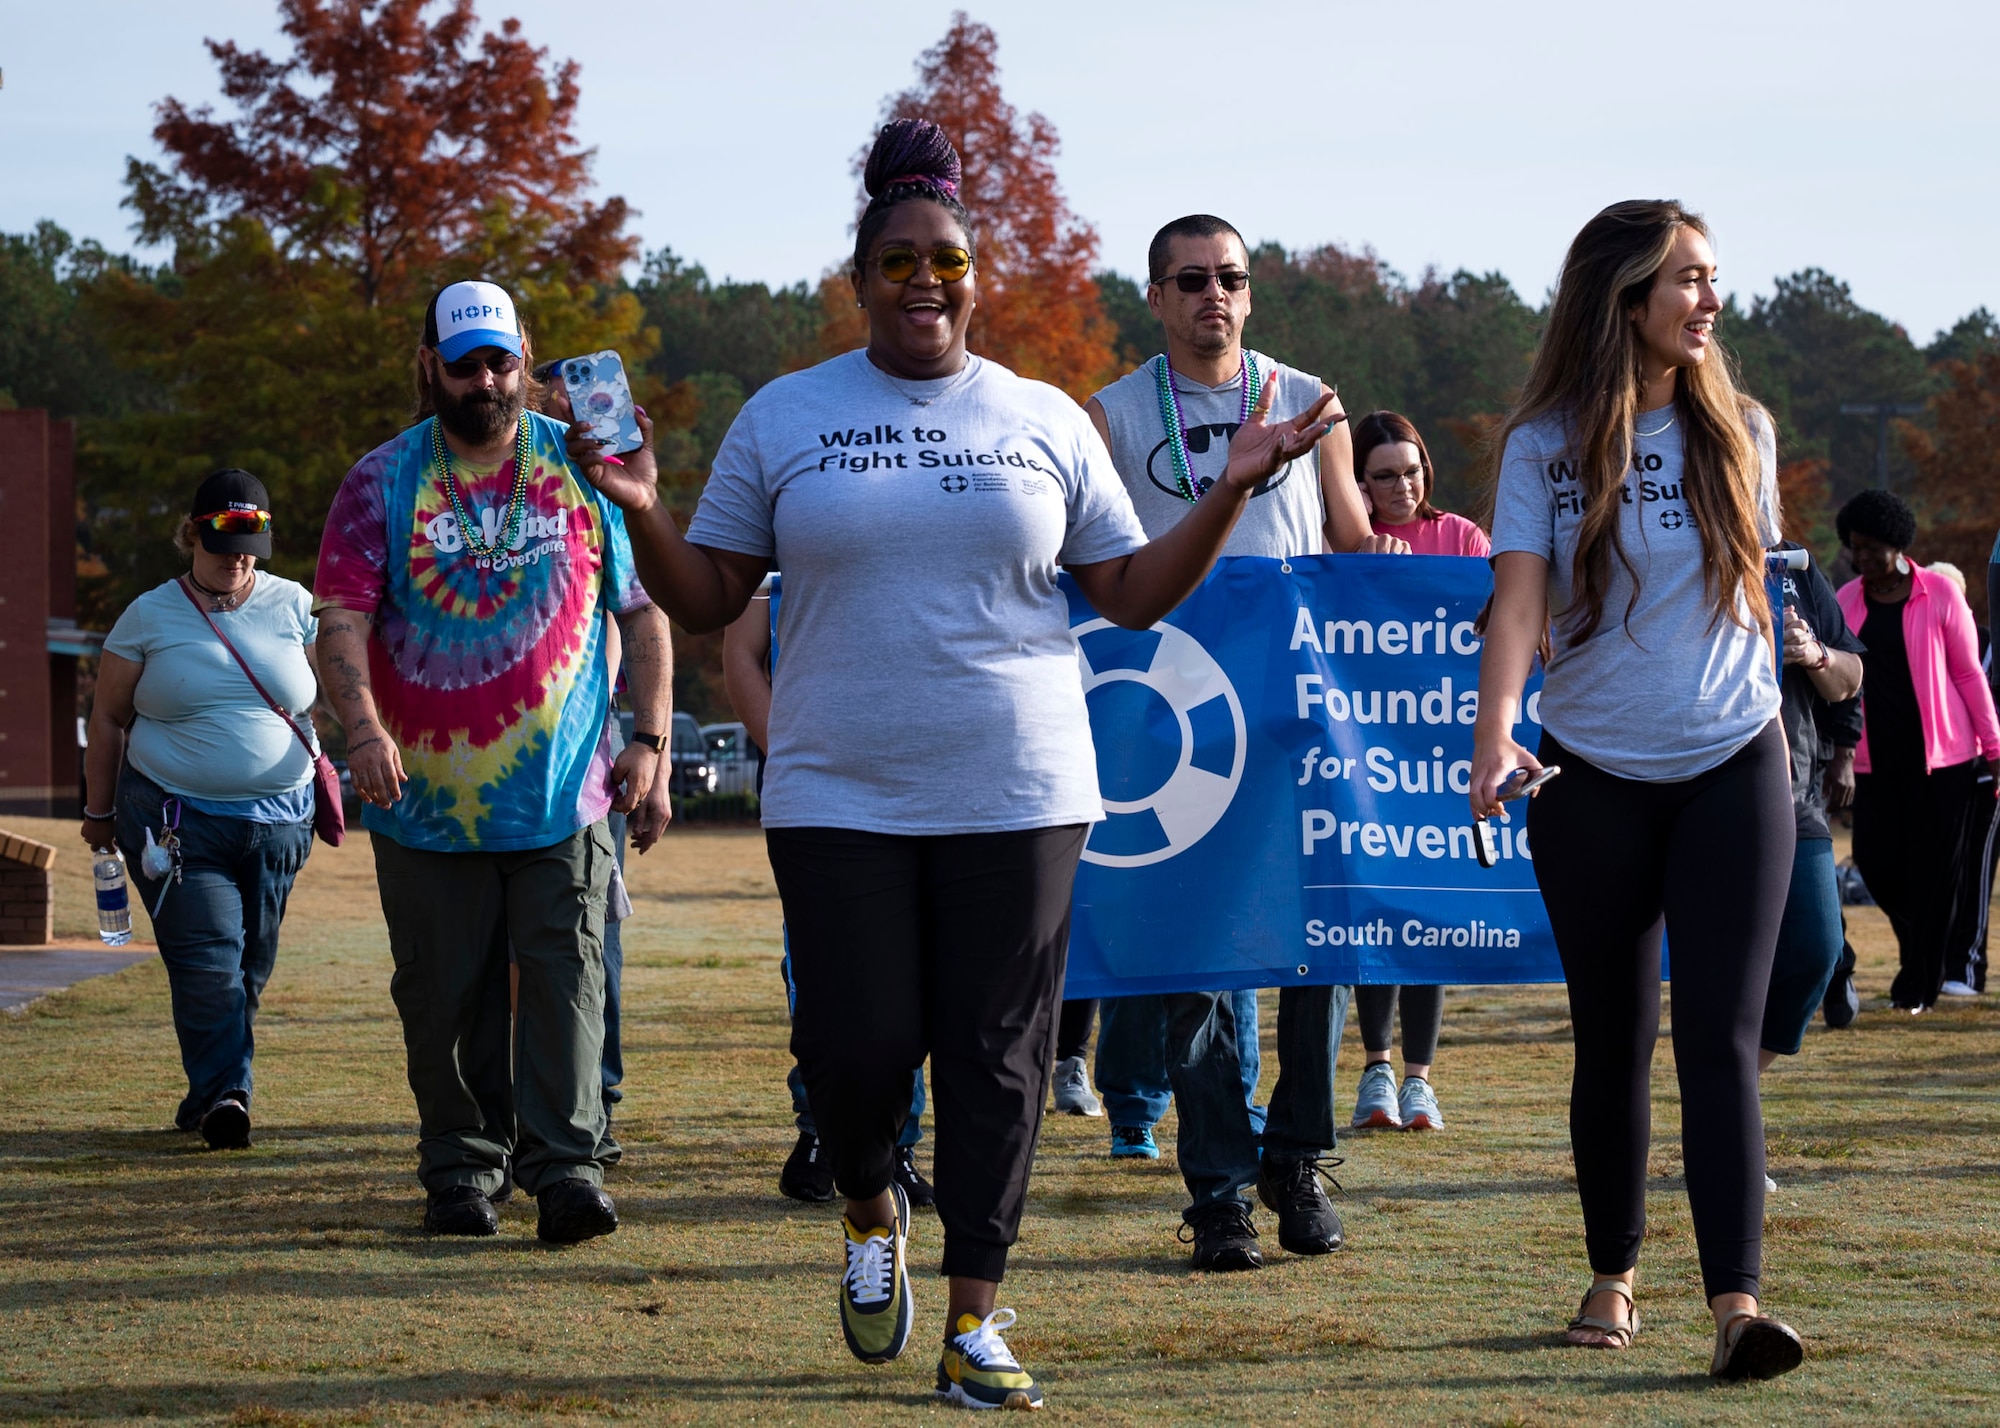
1710, 1307, 1803, 1380
1565, 1278, 1639, 1349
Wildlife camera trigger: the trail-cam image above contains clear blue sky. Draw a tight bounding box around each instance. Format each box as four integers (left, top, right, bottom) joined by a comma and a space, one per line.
4, 0, 1995, 341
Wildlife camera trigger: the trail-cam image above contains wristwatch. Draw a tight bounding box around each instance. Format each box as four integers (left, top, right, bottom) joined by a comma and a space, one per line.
630, 730, 667, 753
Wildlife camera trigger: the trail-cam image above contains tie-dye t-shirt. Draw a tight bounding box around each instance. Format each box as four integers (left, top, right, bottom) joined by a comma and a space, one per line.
314, 412, 650, 852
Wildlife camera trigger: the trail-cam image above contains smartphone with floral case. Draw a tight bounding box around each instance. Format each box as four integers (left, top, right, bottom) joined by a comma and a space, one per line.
559, 350, 643, 456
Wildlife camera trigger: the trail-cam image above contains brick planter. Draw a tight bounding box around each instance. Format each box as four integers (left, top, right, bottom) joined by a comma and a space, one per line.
0, 831, 56, 945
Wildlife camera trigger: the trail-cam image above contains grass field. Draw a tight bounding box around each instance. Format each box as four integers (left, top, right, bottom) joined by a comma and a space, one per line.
0, 816, 1994, 1425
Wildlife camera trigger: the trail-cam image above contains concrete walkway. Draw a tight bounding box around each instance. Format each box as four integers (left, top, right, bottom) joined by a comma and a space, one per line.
0, 941, 155, 1011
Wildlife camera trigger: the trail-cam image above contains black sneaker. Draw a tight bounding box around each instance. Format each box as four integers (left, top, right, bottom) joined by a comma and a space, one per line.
198, 1094, 251, 1151
1257, 1155, 1346, 1255
1177, 1201, 1262, 1271
892, 1146, 935, 1209
1823, 940, 1860, 1029
536, 1178, 619, 1244
424, 1184, 500, 1237
780, 1131, 838, 1203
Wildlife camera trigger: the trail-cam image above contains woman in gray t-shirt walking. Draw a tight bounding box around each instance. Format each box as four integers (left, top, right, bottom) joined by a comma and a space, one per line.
566, 120, 1335, 1408
1470, 201, 1803, 1381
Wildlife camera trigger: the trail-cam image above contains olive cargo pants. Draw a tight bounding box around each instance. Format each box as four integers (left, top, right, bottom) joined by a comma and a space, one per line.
372, 823, 614, 1197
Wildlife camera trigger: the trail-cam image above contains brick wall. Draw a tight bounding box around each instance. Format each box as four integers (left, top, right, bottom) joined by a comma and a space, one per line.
0, 830, 55, 946
0, 411, 52, 815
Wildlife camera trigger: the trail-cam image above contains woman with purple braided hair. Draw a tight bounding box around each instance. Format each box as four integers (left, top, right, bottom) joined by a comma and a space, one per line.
567, 117, 1335, 1408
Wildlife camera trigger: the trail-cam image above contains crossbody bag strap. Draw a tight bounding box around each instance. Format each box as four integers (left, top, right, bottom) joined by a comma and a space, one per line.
175, 576, 319, 760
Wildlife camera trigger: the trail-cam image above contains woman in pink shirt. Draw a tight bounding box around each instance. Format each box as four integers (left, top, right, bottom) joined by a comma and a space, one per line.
1355, 410, 1491, 558
1344, 411, 1490, 1135
1834, 489, 2000, 1011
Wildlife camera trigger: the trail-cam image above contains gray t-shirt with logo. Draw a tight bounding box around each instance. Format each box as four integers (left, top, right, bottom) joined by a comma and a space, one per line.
1091, 351, 1328, 557
1490, 407, 1781, 781
687, 349, 1147, 834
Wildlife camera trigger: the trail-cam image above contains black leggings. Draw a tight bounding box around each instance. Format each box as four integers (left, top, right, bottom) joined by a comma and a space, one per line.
767, 823, 1086, 1284
1355, 985, 1443, 1065
1527, 723, 1791, 1301
1056, 999, 1096, 1062
1852, 762, 1980, 1008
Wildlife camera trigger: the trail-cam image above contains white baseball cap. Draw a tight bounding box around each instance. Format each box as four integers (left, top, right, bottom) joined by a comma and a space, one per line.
425, 279, 522, 362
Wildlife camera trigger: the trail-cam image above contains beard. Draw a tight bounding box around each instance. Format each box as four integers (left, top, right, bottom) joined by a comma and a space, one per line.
1182, 316, 1236, 360
435, 380, 526, 445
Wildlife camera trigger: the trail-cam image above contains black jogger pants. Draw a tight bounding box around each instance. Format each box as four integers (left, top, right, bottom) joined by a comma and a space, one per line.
767, 823, 1086, 1284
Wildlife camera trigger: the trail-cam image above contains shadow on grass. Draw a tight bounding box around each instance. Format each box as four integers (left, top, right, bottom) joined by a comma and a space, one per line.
0, 1367, 926, 1421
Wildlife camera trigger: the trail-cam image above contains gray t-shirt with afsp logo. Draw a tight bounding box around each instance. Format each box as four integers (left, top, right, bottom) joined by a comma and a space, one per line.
1490, 407, 1782, 782
687, 349, 1147, 835
1091, 351, 1329, 558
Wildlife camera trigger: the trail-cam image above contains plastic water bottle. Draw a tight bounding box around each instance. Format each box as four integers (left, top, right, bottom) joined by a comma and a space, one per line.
94, 847, 132, 946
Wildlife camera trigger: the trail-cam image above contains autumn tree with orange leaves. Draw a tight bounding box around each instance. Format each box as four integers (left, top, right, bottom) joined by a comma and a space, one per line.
1904, 351, 2000, 621
126, 0, 634, 307
81, 0, 653, 630
822, 13, 1122, 400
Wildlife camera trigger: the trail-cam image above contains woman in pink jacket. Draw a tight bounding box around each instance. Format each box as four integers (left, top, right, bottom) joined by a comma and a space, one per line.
1835, 489, 2000, 1011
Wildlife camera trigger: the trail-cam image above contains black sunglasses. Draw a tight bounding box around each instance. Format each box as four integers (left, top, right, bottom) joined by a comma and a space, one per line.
437, 352, 523, 379
1152, 269, 1250, 294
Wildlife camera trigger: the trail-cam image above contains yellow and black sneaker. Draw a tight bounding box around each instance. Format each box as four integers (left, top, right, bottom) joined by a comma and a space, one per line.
936, 1307, 1043, 1411
839, 1180, 913, 1364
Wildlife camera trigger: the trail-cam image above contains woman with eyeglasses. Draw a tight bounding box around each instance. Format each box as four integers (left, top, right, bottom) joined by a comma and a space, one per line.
81, 469, 321, 1151
1355, 410, 1492, 558
1471, 201, 1804, 1379
566, 118, 1333, 1409
1345, 410, 1489, 1137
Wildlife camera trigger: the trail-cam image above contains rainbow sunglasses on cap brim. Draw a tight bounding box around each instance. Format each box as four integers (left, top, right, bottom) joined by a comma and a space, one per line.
194, 508, 273, 535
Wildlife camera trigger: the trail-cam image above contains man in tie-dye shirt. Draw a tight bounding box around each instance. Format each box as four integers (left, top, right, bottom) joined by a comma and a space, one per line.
315, 280, 670, 1244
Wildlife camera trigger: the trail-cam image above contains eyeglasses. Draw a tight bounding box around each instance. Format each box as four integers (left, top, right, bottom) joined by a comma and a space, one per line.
1152, 269, 1250, 294
193, 508, 273, 534
437, 352, 524, 379
1363, 465, 1425, 487
871, 245, 974, 283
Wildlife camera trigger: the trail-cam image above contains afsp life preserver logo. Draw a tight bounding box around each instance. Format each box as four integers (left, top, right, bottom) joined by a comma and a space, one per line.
1074, 618, 1246, 868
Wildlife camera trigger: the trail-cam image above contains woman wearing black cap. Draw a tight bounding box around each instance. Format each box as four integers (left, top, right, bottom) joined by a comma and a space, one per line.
81, 469, 323, 1149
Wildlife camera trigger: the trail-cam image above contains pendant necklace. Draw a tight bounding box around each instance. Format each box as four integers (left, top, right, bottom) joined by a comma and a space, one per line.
867, 353, 978, 408
186, 570, 254, 612
434, 414, 534, 560
1154, 352, 1262, 503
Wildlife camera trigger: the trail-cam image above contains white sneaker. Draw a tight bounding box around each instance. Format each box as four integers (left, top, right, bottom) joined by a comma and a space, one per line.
1764, 1174, 1778, 1193
1940, 980, 1979, 998
1398, 1075, 1444, 1131
1351, 1062, 1402, 1129
1051, 1056, 1102, 1117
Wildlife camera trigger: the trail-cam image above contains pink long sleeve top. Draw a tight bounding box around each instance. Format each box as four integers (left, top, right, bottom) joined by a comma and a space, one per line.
1836, 563, 2000, 774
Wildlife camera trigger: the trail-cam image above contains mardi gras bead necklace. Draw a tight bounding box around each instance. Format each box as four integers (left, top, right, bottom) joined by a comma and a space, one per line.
433, 414, 533, 560
1153, 352, 1262, 503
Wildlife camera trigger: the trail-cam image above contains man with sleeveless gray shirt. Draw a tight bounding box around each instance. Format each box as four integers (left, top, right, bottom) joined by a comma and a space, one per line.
1086, 214, 1406, 1270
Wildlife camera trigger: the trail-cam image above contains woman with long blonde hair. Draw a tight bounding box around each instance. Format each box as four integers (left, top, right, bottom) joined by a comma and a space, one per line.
1470, 201, 1803, 1380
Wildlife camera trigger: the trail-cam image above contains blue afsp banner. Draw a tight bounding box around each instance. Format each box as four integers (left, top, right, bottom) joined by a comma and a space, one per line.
1061, 554, 1562, 1000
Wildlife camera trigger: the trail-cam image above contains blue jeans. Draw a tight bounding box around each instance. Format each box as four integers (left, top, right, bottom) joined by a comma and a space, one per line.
1764, 838, 1843, 1056
1094, 989, 1263, 1132
601, 810, 626, 1107
1101, 984, 1349, 1211
780, 937, 924, 1147
116, 768, 313, 1130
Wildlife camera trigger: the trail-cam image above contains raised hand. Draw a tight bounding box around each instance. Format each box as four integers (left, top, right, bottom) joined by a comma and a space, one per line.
567, 406, 663, 515
1220, 385, 1339, 493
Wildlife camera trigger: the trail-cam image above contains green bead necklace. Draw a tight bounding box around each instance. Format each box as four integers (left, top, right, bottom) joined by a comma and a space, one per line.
433, 414, 534, 560
1153, 352, 1262, 503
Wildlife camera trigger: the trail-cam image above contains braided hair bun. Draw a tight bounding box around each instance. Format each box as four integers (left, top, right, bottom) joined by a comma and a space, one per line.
854, 118, 973, 271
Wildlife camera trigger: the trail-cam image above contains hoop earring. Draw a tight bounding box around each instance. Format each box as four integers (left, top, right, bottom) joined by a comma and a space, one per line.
1895, 554, 1911, 576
